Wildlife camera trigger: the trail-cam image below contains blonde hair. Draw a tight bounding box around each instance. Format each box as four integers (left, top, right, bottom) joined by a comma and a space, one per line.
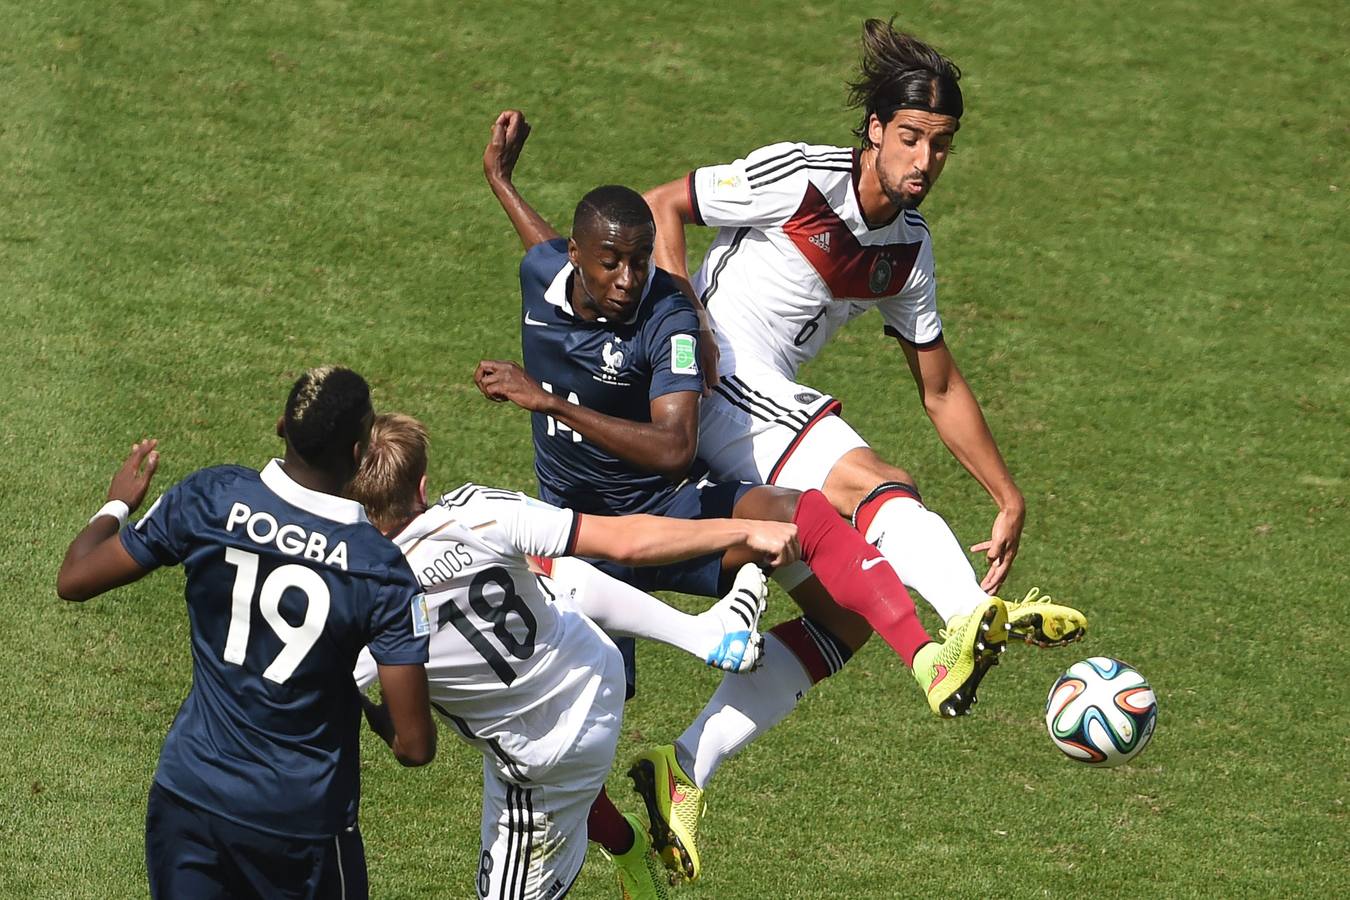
347, 413, 429, 532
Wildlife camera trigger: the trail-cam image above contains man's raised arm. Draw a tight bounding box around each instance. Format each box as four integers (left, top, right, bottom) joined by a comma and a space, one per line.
483, 109, 561, 251
56, 440, 159, 601
644, 177, 698, 287
645, 176, 720, 391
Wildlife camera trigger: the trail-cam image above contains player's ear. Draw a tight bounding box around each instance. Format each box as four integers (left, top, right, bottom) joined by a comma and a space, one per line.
275, 416, 286, 440
417, 474, 428, 507
868, 112, 885, 147
566, 237, 580, 267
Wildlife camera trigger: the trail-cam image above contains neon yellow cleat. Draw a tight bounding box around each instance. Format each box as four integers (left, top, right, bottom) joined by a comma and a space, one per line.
628, 745, 705, 882
603, 813, 671, 900
915, 596, 1009, 717
1000, 587, 1087, 648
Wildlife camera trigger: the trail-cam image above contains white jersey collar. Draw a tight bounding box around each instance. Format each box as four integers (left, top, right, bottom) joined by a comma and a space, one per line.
542, 259, 656, 326
261, 458, 370, 525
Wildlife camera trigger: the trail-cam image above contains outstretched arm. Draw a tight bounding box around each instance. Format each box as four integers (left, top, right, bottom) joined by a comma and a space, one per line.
56, 440, 159, 601
483, 109, 560, 250
900, 340, 1025, 592
572, 511, 799, 570
474, 359, 700, 480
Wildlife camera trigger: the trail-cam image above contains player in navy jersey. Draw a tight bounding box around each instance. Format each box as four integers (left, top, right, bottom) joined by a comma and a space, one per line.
478, 110, 1014, 883
56, 367, 435, 900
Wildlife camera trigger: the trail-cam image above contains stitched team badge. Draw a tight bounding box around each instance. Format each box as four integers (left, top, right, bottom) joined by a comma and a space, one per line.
868, 256, 893, 294
601, 339, 625, 374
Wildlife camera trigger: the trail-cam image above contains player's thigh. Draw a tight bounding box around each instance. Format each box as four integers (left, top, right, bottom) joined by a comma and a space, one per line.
476, 759, 613, 899
477, 687, 621, 900
222, 827, 368, 900
820, 446, 918, 517
146, 783, 366, 900
700, 372, 867, 493
146, 783, 231, 900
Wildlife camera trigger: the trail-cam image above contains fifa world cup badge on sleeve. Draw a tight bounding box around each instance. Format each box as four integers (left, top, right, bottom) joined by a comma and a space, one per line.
671, 334, 698, 375
708, 165, 750, 202
410, 594, 431, 637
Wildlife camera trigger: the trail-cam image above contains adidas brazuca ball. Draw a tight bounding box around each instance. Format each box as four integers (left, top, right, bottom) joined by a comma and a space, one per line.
1045, 657, 1157, 767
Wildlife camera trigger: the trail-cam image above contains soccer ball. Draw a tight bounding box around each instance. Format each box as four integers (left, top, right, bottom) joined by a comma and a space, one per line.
1045, 657, 1157, 767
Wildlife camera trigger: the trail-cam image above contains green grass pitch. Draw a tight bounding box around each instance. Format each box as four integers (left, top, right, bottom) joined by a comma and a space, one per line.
2, 1, 1346, 896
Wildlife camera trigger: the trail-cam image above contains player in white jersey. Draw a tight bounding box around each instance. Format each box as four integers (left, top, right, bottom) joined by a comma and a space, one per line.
645, 18, 1087, 637
628, 19, 1090, 883
347, 415, 797, 900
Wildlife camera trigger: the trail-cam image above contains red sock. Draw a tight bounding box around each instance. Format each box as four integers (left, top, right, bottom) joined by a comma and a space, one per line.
586, 787, 634, 854
792, 489, 931, 667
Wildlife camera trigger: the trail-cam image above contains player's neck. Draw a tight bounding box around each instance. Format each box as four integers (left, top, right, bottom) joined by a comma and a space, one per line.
856, 147, 900, 228
279, 454, 350, 498
381, 501, 427, 538
567, 273, 604, 322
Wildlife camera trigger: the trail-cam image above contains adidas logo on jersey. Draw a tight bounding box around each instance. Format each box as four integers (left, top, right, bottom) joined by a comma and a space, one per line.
808, 232, 831, 253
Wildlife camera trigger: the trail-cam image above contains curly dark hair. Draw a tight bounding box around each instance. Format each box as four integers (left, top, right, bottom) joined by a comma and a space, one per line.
848, 17, 963, 147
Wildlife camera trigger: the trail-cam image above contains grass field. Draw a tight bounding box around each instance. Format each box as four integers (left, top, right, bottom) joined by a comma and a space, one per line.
3, 1, 1347, 897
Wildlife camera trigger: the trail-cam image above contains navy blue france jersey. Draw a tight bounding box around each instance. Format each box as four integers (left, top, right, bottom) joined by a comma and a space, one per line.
520, 239, 704, 514
120, 460, 429, 839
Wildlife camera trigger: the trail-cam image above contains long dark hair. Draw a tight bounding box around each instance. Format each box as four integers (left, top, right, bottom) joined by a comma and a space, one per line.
848, 17, 963, 146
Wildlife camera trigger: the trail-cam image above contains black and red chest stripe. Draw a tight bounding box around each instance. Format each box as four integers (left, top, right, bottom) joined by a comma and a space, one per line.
781, 183, 921, 300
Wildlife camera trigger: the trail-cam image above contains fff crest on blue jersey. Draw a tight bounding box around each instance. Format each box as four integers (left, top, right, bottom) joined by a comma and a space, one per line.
595, 337, 630, 385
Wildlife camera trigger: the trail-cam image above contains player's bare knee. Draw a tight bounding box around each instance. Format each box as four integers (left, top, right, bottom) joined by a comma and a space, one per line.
734, 485, 801, 524
823, 448, 917, 513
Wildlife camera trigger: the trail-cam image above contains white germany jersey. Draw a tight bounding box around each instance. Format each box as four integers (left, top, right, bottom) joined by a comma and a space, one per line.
688, 141, 943, 380
354, 483, 621, 778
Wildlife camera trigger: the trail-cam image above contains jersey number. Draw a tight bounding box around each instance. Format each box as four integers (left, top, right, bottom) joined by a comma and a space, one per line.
793, 308, 828, 346
222, 547, 330, 684
439, 567, 538, 685
540, 381, 583, 443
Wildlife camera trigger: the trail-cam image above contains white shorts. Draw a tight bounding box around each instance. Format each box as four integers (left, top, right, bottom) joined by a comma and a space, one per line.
475, 701, 620, 900
701, 368, 869, 491
475, 598, 624, 900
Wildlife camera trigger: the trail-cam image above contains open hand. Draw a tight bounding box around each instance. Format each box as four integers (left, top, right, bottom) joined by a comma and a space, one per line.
970, 505, 1024, 594
107, 439, 160, 512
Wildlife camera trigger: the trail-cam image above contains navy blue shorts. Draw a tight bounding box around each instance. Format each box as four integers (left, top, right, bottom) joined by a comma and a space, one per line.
584, 477, 756, 698
146, 782, 368, 900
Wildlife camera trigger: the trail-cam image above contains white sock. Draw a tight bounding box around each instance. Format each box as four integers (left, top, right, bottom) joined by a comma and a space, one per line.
865, 497, 990, 624
673, 633, 813, 788
546, 557, 718, 660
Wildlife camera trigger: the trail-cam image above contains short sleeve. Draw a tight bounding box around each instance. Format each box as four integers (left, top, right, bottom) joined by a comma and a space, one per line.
519, 239, 568, 303
688, 142, 825, 229
491, 494, 580, 559
365, 561, 431, 667
119, 480, 191, 571
646, 300, 703, 401
877, 238, 943, 347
